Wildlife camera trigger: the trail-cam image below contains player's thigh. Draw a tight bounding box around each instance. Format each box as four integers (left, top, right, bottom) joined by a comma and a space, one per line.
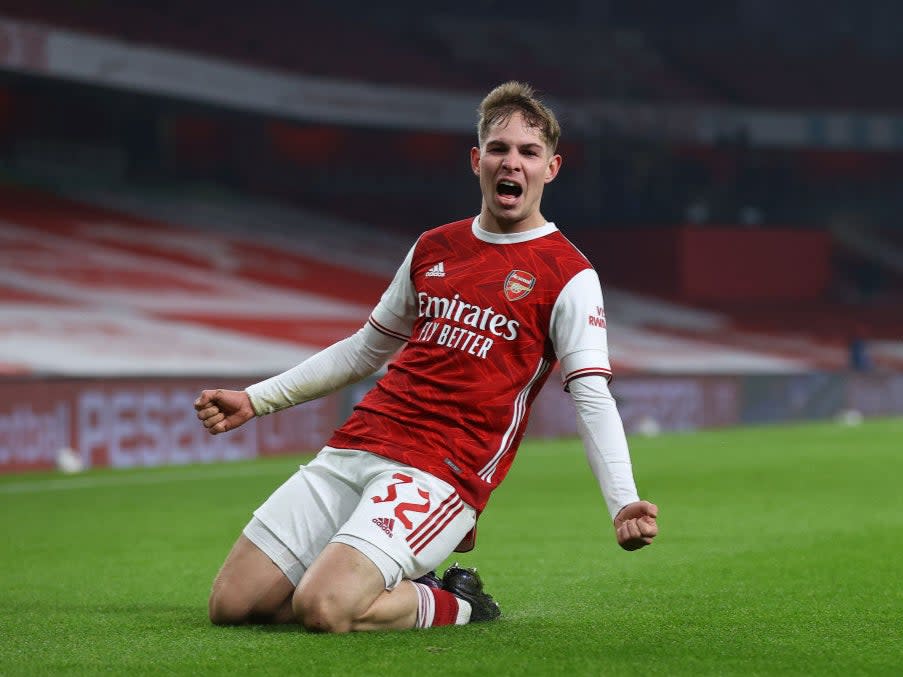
251, 453, 363, 582
211, 453, 361, 620
209, 533, 295, 623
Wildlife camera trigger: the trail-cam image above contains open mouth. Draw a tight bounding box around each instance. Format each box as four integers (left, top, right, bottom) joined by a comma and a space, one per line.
496, 180, 523, 199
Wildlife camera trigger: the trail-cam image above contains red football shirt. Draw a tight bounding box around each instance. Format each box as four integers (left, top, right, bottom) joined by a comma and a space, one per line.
327, 217, 612, 510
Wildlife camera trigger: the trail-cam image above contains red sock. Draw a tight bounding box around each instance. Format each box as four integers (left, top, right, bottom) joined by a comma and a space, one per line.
412, 582, 471, 627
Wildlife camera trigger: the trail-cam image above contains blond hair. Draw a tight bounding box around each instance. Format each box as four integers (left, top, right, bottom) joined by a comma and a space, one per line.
477, 81, 561, 153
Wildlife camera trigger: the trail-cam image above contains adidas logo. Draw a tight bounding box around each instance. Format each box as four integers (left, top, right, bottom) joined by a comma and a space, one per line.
425, 261, 446, 277
372, 517, 395, 537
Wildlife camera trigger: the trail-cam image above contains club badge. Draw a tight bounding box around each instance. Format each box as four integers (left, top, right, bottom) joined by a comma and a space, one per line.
504, 270, 536, 301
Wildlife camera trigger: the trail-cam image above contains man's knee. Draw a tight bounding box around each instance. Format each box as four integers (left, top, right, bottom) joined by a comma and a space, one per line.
292, 587, 353, 633
207, 579, 266, 625
207, 533, 297, 625
208, 584, 252, 626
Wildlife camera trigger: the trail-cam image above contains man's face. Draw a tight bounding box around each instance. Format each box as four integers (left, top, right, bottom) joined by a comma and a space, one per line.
471, 111, 561, 233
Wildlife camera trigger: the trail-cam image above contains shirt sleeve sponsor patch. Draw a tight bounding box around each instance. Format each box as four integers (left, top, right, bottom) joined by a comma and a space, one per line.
588, 305, 607, 328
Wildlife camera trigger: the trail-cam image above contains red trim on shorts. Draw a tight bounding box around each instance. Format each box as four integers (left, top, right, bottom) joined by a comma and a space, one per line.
411, 502, 465, 555
407, 494, 464, 555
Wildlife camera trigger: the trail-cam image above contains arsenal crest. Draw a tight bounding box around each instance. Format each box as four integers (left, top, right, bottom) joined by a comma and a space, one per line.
504, 270, 536, 301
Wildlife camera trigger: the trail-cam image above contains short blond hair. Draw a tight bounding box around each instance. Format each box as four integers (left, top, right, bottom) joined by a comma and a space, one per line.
477, 81, 561, 153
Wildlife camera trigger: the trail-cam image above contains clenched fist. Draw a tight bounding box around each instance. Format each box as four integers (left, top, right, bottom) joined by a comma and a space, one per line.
613, 500, 659, 551
194, 389, 255, 435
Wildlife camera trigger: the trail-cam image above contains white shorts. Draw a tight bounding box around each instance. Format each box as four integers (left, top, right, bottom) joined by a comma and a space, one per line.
244, 447, 476, 590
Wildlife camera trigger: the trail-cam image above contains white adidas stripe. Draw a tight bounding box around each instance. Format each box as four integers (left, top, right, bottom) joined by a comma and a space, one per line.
478, 358, 550, 482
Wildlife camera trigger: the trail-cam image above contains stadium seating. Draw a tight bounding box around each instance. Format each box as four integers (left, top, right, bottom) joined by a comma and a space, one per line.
4, 0, 903, 111
2, 182, 901, 378
0, 1, 481, 90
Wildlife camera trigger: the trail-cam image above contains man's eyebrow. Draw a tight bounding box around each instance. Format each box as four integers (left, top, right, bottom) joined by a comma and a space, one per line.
486, 140, 542, 149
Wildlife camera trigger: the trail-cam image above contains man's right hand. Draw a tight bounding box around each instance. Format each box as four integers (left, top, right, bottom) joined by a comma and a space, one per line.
194, 389, 255, 435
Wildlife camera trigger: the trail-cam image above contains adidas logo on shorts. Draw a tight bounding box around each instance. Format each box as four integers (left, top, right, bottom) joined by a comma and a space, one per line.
372, 517, 395, 537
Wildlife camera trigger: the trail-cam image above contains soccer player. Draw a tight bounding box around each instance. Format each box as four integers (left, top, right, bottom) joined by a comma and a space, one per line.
195, 81, 659, 633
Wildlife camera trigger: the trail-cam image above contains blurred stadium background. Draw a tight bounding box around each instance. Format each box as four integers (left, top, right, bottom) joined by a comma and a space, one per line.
1, 0, 902, 474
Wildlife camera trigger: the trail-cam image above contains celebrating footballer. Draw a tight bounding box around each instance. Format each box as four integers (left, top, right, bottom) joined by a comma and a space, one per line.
195, 81, 659, 633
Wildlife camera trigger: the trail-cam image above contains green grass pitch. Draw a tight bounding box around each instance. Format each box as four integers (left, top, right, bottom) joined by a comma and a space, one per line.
1, 418, 901, 675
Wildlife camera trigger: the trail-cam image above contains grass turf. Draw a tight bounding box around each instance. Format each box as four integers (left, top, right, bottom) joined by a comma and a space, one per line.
1, 417, 901, 675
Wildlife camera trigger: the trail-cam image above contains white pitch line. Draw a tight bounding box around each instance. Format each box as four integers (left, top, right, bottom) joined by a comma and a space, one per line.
0, 463, 302, 495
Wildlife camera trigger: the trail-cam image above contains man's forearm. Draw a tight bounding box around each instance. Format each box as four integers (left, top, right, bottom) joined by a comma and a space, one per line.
246, 323, 403, 415
569, 375, 640, 519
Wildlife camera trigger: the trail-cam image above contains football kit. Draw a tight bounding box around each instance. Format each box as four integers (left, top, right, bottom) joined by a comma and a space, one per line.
246, 216, 639, 581
329, 216, 614, 510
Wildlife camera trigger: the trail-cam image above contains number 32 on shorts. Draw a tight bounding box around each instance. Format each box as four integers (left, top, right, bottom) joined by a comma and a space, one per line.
371, 472, 431, 530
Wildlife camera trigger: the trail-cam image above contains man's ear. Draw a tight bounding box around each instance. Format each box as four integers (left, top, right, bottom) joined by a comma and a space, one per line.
470, 147, 481, 176
545, 154, 562, 184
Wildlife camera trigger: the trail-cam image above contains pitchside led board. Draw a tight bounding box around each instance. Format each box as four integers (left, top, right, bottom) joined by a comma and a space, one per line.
3, 370, 731, 473
0, 378, 342, 473
3, 371, 902, 474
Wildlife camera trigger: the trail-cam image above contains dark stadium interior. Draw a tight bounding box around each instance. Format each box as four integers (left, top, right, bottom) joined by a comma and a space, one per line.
1, 0, 901, 358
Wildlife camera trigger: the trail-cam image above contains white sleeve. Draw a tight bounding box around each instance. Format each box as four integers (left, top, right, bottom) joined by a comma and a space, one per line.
568, 375, 640, 520
551, 268, 638, 519
367, 242, 420, 341
246, 323, 404, 414
550, 268, 612, 387
246, 243, 418, 415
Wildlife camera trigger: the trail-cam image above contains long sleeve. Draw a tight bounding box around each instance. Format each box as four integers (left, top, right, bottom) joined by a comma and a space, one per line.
550, 268, 639, 519
246, 242, 419, 415
246, 323, 404, 415
568, 375, 640, 519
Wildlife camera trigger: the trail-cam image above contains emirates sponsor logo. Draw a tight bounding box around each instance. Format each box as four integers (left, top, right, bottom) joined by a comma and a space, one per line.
417, 292, 520, 340
372, 517, 395, 537
504, 270, 535, 301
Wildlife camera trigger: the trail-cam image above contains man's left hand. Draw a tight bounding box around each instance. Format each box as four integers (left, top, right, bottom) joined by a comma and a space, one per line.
613, 500, 659, 551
